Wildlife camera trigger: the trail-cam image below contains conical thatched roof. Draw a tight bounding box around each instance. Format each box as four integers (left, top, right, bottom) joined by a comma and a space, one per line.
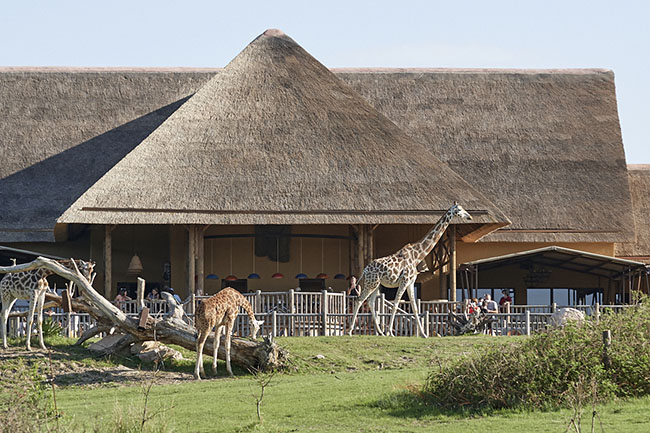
58, 30, 508, 238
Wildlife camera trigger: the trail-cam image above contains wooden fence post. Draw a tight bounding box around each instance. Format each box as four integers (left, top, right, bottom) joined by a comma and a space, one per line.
595, 303, 600, 324
552, 302, 557, 313
255, 290, 262, 314
289, 289, 295, 337
602, 329, 611, 369
321, 290, 329, 336
272, 310, 277, 338
525, 311, 531, 336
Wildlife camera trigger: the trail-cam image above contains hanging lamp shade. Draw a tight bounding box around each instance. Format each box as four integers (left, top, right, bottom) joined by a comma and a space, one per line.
225, 275, 238, 281
334, 273, 346, 280
316, 273, 328, 279
247, 273, 261, 279
206, 274, 219, 280
295, 273, 308, 279
272, 272, 285, 279
126, 254, 143, 277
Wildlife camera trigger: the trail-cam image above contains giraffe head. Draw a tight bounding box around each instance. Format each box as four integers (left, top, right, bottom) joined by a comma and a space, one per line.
57, 259, 96, 281
250, 320, 265, 339
451, 202, 472, 221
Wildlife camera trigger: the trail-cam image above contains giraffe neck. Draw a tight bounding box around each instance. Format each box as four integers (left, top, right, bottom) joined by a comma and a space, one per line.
411, 209, 456, 262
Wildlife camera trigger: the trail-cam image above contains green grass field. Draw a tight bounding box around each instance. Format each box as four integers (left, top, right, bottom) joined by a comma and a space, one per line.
6, 335, 650, 432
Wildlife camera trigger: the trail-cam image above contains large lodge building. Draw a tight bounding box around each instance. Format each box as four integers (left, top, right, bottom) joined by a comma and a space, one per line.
1, 30, 648, 305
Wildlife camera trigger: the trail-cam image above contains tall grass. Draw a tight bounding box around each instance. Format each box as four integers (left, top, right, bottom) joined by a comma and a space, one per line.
424, 295, 650, 410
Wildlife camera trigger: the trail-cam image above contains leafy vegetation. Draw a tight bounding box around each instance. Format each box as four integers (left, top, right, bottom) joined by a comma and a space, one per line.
424, 295, 650, 411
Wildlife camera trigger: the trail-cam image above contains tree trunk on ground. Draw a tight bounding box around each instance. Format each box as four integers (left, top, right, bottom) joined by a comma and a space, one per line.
1, 257, 286, 371
448, 311, 495, 335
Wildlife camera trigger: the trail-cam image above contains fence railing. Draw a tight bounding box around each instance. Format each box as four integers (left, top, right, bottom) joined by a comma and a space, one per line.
5, 290, 637, 340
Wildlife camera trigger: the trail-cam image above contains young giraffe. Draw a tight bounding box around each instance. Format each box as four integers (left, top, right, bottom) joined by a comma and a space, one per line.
348, 203, 472, 338
194, 287, 264, 380
1, 259, 95, 351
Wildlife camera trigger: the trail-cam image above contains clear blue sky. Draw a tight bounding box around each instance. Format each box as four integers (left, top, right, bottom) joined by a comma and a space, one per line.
3, 0, 648, 162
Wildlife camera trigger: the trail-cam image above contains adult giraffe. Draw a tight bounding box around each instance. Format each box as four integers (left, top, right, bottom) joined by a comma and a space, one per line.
348, 203, 472, 337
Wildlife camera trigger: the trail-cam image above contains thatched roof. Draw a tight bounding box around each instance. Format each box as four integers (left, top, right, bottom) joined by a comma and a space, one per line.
56, 30, 508, 238
615, 165, 650, 262
0, 68, 211, 241
0, 33, 632, 243
338, 68, 633, 243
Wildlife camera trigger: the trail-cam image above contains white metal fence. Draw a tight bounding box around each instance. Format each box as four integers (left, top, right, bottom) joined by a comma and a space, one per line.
4, 290, 636, 340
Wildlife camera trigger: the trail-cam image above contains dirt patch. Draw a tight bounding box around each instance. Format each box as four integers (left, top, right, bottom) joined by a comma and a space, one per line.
0, 346, 195, 388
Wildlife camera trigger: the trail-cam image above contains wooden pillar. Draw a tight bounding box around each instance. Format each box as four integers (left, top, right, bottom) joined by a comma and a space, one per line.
357, 224, 365, 277
103, 225, 114, 300
196, 226, 207, 296
349, 226, 358, 279
187, 225, 196, 299
436, 239, 444, 299
449, 226, 457, 302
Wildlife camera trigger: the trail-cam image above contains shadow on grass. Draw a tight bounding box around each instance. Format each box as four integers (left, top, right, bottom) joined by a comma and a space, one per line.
366, 386, 521, 420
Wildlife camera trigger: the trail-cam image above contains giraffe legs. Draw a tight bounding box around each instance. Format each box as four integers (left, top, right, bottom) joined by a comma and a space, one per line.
405, 282, 428, 338
387, 275, 427, 337
194, 326, 211, 380
25, 294, 38, 351
35, 288, 46, 350
366, 290, 385, 336
1, 296, 17, 349
224, 320, 235, 376
347, 276, 381, 336
212, 325, 224, 375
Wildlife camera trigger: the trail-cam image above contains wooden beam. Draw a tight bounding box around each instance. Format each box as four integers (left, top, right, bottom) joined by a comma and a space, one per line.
196, 226, 208, 296
187, 225, 196, 302
103, 224, 115, 300
449, 226, 457, 302
357, 224, 365, 277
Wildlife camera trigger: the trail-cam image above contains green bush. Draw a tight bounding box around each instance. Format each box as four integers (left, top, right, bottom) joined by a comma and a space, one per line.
423, 295, 650, 410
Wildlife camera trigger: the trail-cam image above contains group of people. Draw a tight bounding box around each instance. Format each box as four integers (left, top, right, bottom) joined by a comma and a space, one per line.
467, 289, 512, 314
113, 286, 182, 306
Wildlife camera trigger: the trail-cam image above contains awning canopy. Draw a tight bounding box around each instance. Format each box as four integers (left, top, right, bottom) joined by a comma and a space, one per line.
461, 246, 647, 279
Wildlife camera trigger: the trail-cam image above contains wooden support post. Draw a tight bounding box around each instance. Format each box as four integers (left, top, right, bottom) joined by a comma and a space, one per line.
255, 290, 262, 314
136, 277, 146, 313
272, 310, 277, 338
289, 289, 295, 336
187, 225, 196, 301
196, 226, 207, 296
357, 225, 365, 277
449, 226, 457, 302
552, 302, 557, 313
595, 303, 600, 324
138, 307, 150, 331
602, 330, 611, 369
104, 225, 114, 300
321, 290, 329, 336
525, 310, 531, 336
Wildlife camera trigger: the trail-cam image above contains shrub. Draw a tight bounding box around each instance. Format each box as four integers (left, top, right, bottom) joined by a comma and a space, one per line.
423, 295, 650, 411
0, 360, 53, 433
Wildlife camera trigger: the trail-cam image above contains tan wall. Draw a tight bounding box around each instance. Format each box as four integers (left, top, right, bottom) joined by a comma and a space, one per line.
198, 225, 352, 296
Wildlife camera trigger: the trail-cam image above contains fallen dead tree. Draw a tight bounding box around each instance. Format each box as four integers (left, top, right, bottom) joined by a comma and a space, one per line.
0, 257, 286, 371
448, 311, 496, 335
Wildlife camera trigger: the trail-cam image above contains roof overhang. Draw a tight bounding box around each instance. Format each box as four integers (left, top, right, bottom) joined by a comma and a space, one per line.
462, 246, 647, 279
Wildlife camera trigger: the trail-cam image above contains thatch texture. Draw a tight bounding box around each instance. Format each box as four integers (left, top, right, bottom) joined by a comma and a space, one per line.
56, 30, 508, 235
0, 34, 633, 244
615, 165, 650, 261
338, 68, 633, 243
0, 68, 213, 241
